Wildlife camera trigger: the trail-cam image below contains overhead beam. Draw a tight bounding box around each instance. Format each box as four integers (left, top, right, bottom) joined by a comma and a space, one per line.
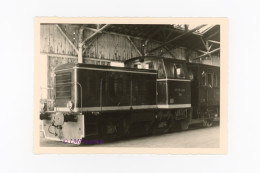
148, 24, 207, 53
208, 40, 220, 44
127, 36, 143, 56
83, 26, 169, 47
206, 30, 220, 40
200, 36, 208, 51
145, 26, 161, 40
201, 25, 216, 34
41, 53, 77, 59
41, 53, 123, 63
161, 26, 203, 36
81, 24, 110, 45
163, 46, 176, 58
78, 25, 85, 63
193, 48, 220, 59
144, 39, 150, 56
78, 24, 110, 63
165, 30, 174, 41
55, 24, 79, 54
208, 43, 213, 51
197, 49, 207, 54
137, 25, 151, 36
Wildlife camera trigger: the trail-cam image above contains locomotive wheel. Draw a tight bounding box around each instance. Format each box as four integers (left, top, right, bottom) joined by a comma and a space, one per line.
202, 118, 214, 127
180, 119, 189, 130
167, 117, 178, 133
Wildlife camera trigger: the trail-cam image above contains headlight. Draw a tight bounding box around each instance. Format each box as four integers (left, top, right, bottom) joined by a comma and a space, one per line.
67, 100, 74, 111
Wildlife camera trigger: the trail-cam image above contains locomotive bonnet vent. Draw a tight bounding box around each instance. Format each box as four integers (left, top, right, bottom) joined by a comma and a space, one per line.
55, 72, 72, 99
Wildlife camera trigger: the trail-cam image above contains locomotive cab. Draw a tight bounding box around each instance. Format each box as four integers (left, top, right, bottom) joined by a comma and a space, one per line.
125, 57, 192, 130
125, 56, 191, 109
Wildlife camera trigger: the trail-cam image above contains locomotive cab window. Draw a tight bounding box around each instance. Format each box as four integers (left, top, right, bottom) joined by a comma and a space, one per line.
175, 64, 185, 78
133, 61, 153, 70
165, 62, 185, 79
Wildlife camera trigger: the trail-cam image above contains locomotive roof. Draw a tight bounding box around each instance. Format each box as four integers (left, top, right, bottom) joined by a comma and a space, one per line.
55, 62, 157, 74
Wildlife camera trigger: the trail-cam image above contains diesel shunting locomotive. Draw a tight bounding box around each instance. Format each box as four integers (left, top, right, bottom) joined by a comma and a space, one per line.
40, 56, 220, 143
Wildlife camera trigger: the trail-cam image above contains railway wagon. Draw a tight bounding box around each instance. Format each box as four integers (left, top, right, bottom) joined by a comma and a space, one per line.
187, 63, 220, 127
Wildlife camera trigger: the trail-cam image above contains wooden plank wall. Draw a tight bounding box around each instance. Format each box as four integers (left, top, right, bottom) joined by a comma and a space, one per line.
83, 31, 141, 61
40, 24, 78, 56
40, 24, 211, 62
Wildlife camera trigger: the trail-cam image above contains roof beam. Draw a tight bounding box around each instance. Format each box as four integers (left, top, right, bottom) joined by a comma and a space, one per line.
80, 24, 110, 45
127, 36, 143, 56
201, 25, 216, 34
55, 24, 79, 54
163, 46, 176, 58
206, 30, 220, 40
197, 49, 207, 54
145, 26, 161, 40
208, 43, 213, 51
148, 24, 207, 53
83, 26, 146, 41
193, 48, 220, 60
165, 30, 174, 41
200, 36, 208, 51
208, 40, 220, 44
161, 26, 203, 36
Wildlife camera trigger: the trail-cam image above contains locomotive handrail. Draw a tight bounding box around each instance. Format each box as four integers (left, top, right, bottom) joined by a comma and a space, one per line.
40, 87, 53, 100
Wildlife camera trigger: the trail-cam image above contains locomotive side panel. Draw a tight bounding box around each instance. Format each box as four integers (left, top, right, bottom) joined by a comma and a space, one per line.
75, 65, 157, 111
132, 73, 157, 106
77, 69, 105, 108
167, 80, 191, 106
156, 81, 167, 105
104, 72, 131, 107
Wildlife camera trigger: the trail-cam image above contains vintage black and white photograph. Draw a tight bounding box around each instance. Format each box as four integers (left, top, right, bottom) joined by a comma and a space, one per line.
34, 18, 228, 153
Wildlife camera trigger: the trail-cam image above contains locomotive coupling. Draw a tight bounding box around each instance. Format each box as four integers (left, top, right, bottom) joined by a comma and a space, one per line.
40, 112, 52, 120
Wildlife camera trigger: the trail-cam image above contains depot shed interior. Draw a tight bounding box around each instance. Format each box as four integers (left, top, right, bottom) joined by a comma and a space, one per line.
39, 24, 220, 96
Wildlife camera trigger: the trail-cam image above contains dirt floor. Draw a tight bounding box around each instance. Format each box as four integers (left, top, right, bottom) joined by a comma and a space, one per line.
40, 123, 220, 148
